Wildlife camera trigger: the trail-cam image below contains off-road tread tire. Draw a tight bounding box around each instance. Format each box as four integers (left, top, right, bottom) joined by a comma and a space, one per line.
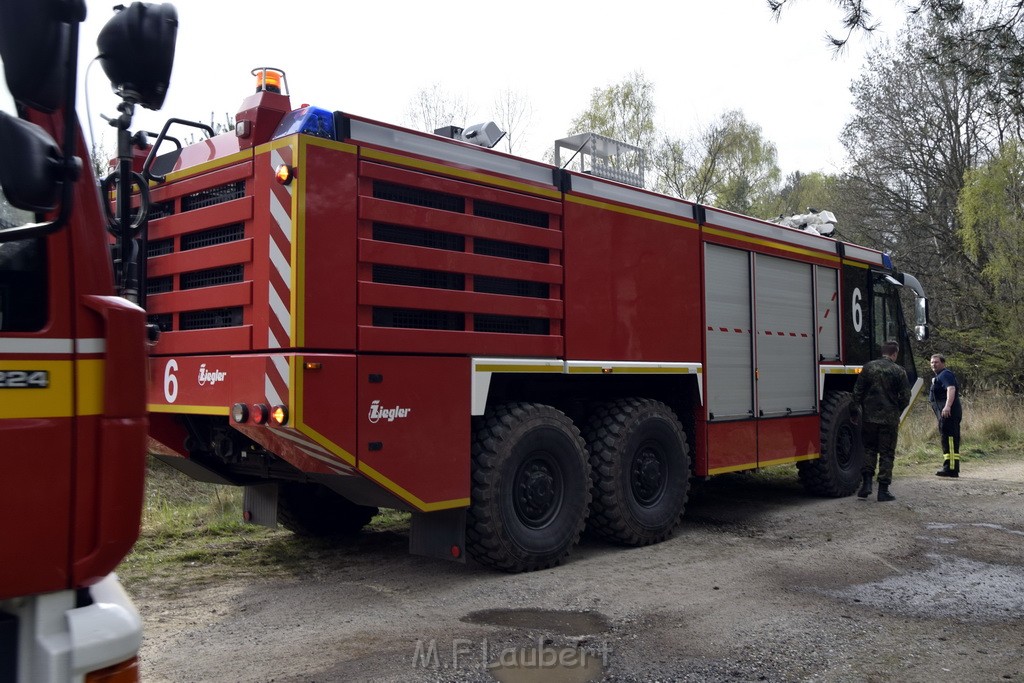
277, 482, 378, 537
798, 390, 862, 497
583, 398, 691, 546
466, 402, 591, 573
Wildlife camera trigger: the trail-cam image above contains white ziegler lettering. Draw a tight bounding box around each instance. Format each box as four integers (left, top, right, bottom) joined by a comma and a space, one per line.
197, 363, 228, 386
367, 399, 412, 423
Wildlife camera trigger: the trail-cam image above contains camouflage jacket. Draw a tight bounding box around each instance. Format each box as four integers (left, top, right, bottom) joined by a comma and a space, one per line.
852, 357, 910, 426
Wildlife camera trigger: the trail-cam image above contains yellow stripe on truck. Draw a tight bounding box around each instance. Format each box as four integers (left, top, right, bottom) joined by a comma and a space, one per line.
0, 360, 74, 418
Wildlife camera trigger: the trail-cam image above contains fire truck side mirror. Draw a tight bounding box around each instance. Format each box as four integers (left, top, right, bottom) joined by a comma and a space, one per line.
914, 296, 928, 341
0, 113, 63, 214
0, 0, 84, 113
97, 2, 179, 111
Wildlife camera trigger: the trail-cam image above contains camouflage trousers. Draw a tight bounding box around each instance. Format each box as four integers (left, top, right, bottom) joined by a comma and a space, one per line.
861, 421, 899, 486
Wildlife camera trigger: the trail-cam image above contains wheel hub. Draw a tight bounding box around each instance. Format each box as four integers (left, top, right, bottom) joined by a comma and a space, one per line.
515, 458, 560, 527
632, 447, 665, 505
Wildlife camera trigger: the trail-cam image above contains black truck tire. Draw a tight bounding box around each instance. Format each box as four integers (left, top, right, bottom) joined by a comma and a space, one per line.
583, 398, 691, 546
277, 482, 378, 537
466, 402, 591, 572
798, 390, 863, 497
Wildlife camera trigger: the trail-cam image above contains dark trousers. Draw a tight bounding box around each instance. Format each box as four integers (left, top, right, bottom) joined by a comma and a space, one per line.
932, 404, 962, 454
861, 421, 899, 485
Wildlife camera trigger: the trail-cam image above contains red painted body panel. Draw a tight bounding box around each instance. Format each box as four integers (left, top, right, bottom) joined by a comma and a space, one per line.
563, 198, 702, 361
357, 356, 470, 508
0, 419, 73, 598
302, 143, 359, 351
757, 415, 819, 465
295, 354, 358, 465
706, 420, 758, 474
148, 354, 235, 409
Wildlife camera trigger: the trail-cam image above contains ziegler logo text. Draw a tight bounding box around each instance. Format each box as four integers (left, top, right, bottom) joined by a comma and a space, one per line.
198, 363, 227, 386
368, 400, 411, 424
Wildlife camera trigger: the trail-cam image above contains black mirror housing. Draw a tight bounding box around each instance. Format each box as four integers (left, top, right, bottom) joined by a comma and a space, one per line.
0, 112, 63, 213
0, 0, 85, 112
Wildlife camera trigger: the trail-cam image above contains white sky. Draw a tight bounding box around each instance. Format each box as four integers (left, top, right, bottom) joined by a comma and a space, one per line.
74, 0, 907, 177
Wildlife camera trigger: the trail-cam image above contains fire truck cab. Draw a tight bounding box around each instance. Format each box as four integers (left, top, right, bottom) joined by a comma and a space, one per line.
0, 2, 176, 680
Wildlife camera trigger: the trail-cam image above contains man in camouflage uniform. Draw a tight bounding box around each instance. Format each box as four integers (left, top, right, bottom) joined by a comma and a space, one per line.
852, 340, 911, 502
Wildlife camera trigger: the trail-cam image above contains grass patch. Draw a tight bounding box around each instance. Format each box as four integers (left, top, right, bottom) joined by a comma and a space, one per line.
119, 458, 411, 590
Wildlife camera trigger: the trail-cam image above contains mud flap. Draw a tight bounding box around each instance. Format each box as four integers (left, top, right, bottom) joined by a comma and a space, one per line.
409, 509, 466, 563
243, 484, 279, 528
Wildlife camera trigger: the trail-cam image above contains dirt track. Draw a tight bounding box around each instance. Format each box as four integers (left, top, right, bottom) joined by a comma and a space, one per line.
131, 458, 1024, 682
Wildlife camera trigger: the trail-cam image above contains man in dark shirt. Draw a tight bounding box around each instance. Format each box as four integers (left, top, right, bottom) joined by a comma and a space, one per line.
852, 340, 911, 502
930, 354, 963, 477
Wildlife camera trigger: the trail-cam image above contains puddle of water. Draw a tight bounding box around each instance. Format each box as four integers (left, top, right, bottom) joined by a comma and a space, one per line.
488, 644, 605, 683
461, 609, 611, 682
461, 608, 611, 636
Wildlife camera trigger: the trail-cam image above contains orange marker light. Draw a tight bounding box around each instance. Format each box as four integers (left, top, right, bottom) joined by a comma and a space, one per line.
271, 405, 289, 426
275, 164, 293, 185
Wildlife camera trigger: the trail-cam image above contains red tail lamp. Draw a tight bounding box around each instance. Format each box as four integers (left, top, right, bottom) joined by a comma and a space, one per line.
251, 403, 270, 425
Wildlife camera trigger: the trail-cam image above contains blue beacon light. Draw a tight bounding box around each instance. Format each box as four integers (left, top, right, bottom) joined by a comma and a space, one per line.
272, 106, 336, 140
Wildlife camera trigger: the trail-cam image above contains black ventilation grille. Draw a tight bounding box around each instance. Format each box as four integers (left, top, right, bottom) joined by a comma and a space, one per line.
181, 223, 245, 251
474, 238, 549, 263
147, 201, 175, 221
373, 223, 465, 251
373, 181, 465, 213
148, 314, 173, 332
181, 181, 246, 212
180, 307, 243, 330
473, 200, 548, 228
474, 315, 549, 335
474, 276, 549, 299
372, 308, 464, 330
147, 276, 173, 295
147, 238, 174, 257
180, 265, 244, 290
373, 265, 465, 290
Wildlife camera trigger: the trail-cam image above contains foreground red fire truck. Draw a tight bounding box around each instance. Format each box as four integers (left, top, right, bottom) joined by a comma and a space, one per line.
140, 69, 928, 572
0, 1, 176, 680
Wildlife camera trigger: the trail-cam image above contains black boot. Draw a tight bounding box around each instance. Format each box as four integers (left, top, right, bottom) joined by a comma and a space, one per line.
949, 457, 960, 478
857, 473, 873, 498
877, 484, 895, 502
936, 459, 953, 477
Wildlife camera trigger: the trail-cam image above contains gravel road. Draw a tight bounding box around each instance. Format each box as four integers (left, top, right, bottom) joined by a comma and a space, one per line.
130, 458, 1024, 682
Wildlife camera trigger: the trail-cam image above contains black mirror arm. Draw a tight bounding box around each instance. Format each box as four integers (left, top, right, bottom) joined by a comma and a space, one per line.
142, 118, 214, 183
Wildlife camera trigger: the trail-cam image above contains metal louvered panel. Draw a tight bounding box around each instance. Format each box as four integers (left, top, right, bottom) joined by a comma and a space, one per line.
755, 254, 816, 417
360, 170, 562, 347
705, 244, 753, 421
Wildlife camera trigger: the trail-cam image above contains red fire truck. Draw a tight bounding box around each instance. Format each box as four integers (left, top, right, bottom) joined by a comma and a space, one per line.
0, 2, 176, 680
140, 69, 928, 573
